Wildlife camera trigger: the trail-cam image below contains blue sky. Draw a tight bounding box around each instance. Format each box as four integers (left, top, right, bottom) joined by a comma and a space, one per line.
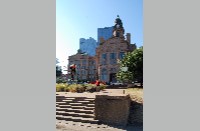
56, 0, 143, 68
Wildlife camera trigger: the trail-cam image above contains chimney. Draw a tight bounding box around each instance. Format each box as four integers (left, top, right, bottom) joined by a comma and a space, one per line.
126, 33, 131, 44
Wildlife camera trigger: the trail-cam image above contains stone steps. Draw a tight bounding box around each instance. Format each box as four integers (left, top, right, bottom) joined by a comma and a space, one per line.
56, 115, 99, 124
57, 105, 95, 110
56, 107, 93, 114
56, 111, 94, 118
56, 97, 95, 101
56, 95, 97, 124
56, 102, 94, 105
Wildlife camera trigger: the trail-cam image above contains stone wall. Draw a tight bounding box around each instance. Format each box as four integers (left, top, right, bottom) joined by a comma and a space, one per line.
128, 101, 143, 126
94, 94, 131, 126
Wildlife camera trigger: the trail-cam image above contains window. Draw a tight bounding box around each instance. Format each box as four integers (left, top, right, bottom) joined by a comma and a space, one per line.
101, 68, 107, 81
102, 54, 106, 59
119, 52, 125, 60
101, 54, 107, 65
110, 53, 116, 64
82, 60, 87, 65
110, 53, 116, 59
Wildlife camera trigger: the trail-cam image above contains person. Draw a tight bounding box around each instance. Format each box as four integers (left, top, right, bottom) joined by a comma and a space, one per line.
95, 79, 100, 86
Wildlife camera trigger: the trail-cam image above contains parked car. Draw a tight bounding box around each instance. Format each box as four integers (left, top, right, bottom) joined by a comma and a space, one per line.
110, 81, 123, 85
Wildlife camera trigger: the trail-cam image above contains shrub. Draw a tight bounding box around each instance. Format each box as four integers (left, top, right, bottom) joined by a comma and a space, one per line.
56, 83, 68, 92
99, 84, 107, 90
56, 83, 107, 93
67, 84, 76, 92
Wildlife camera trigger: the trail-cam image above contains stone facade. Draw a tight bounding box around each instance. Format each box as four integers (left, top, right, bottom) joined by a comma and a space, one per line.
68, 51, 97, 81
95, 16, 136, 82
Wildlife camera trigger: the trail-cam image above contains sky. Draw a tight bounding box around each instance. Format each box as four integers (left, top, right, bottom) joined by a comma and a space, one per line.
56, 0, 143, 70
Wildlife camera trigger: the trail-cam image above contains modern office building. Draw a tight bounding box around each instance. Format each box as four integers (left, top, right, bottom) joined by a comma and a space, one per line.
79, 37, 97, 56
97, 26, 113, 46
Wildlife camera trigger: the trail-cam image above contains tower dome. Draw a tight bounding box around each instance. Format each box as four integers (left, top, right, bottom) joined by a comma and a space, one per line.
114, 15, 123, 28
113, 15, 125, 38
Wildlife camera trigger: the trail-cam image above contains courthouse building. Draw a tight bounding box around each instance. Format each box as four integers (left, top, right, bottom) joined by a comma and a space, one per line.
68, 16, 136, 82
95, 16, 136, 82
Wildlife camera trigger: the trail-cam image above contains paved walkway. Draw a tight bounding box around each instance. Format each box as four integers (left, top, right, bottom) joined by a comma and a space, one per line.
56, 120, 143, 131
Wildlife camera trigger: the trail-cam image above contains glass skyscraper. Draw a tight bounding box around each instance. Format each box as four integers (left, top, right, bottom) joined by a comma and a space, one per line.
97, 26, 113, 45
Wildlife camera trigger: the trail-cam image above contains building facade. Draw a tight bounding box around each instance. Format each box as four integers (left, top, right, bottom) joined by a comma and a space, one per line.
79, 37, 97, 56
97, 26, 113, 46
68, 16, 136, 82
95, 16, 136, 82
68, 50, 97, 81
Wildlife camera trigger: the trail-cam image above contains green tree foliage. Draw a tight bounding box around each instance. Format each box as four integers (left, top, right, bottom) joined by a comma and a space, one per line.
56, 66, 62, 77
56, 58, 62, 77
116, 47, 143, 85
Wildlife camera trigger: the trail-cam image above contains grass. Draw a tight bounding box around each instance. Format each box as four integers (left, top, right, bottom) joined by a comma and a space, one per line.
125, 88, 143, 104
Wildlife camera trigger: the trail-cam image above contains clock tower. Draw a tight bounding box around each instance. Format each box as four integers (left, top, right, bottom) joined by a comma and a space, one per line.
112, 15, 125, 38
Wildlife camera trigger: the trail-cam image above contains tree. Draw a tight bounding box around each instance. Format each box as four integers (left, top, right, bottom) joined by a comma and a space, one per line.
56, 58, 62, 77
56, 65, 62, 77
116, 46, 143, 86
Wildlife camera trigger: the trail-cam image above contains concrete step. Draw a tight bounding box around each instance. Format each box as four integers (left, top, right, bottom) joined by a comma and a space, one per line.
64, 100, 94, 103
56, 107, 94, 114
56, 101, 94, 105
56, 105, 71, 108
56, 99, 73, 102
57, 105, 95, 110
57, 102, 95, 106
67, 103, 95, 107
76, 100, 94, 103
56, 103, 95, 107
56, 111, 94, 118
56, 97, 94, 101
56, 100, 95, 104
56, 97, 75, 100
56, 115, 99, 124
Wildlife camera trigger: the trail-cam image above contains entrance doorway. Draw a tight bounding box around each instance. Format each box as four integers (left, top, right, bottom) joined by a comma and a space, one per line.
110, 73, 117, 83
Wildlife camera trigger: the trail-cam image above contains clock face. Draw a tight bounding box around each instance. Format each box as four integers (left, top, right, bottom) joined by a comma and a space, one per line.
117, 24, 120, 28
